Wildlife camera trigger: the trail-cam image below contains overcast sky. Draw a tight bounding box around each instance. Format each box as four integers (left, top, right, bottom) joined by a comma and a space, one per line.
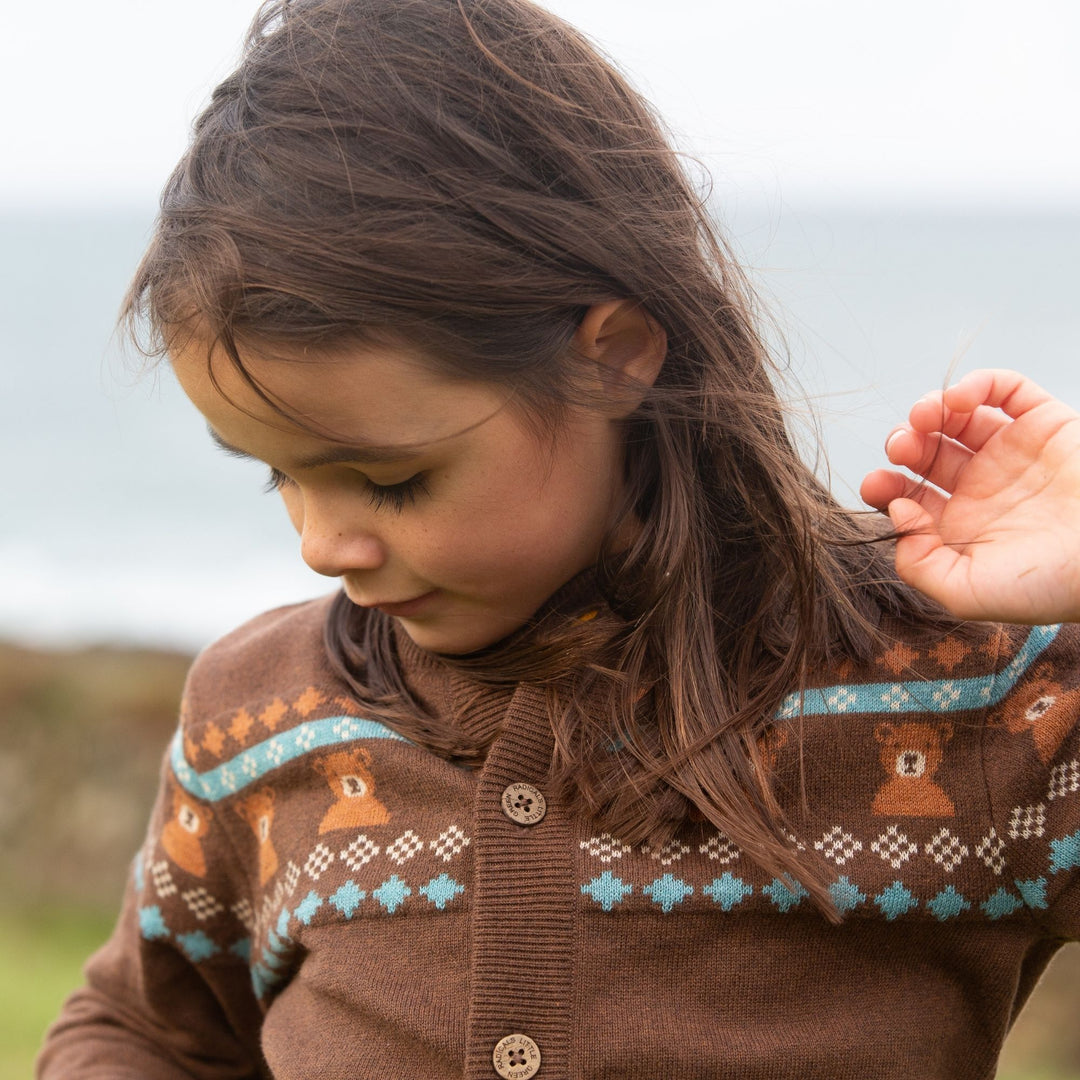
4, 0, 1078, 209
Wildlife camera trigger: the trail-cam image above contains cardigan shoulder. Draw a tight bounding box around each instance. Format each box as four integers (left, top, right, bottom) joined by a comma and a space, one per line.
180, 592, 348, 732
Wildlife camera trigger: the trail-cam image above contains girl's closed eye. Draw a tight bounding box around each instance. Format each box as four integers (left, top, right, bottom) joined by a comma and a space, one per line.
262, 465, 430, 513
263, 467, 295, 495
362, 471, 430, 513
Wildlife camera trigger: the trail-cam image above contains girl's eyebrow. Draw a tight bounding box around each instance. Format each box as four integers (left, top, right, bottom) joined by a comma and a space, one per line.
206, 425, 427, 467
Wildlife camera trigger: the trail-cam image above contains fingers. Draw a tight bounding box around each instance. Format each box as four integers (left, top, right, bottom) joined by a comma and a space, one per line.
860, 467, 949, 519
887, 369, 1079, 466
881, 368, 1067, 473
905, 397, 1011, 451
943, 369, 1057, 419
882, 427, 981, 495
885, 498, 967, 609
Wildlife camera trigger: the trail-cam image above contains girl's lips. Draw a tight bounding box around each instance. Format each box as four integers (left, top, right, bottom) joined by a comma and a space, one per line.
368, 590, 439, 617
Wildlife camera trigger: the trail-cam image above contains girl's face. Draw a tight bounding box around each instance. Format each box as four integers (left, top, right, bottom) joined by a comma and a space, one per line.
172, 340, 626, 654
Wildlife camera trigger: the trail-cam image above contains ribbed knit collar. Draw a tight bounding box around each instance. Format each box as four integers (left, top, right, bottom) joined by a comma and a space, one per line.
390, 570, 605, 752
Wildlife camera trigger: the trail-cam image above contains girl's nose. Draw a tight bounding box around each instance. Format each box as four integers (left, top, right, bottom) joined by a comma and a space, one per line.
298, 500, 387, 578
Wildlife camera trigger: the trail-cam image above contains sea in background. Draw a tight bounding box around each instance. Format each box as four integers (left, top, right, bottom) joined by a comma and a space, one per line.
2, 205, 1078, 652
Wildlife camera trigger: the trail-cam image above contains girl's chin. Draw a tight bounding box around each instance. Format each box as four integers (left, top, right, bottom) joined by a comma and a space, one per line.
393, 607, 532, 657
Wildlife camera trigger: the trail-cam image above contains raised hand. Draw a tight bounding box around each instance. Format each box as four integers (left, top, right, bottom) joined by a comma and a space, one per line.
860, 369, 1080, 625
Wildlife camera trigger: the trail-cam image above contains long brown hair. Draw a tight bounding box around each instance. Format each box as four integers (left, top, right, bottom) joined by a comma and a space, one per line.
125, 0, 954, 916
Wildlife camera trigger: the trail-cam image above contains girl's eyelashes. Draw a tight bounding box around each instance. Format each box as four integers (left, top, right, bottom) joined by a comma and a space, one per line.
263, 467, 294, 494
261, 466, 430, 513
364, 472, 430, 513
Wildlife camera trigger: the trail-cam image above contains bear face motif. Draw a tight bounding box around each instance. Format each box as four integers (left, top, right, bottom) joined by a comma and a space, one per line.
872, 721, 955, 817
161, 787, 214, 877
1001, 663, 1080, 764
314, 747, 391, 833
235, 787, 280, 885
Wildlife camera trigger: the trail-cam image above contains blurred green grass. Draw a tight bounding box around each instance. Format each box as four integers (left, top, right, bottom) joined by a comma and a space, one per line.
0, 905, 114, 1080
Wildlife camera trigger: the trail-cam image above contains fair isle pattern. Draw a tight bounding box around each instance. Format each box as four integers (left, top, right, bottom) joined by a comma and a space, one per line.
138, 870, 469, 999
137, 821, 472, 1001
579, 821, 1080, 921
170, 715, 409, 800
776, 623, 1060, 719
293, 827, 471, 880
164, 626, 1060, 803
580, 861, 1077, 921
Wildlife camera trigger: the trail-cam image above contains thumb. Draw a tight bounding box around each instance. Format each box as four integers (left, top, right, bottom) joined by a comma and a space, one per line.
887, 497, 954, 599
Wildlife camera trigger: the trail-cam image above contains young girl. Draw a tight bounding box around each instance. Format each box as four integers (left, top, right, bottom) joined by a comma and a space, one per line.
38, 1, 1080, 1077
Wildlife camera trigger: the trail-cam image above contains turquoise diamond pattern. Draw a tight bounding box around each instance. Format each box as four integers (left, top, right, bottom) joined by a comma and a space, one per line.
330, 880, 365, 918
927, 885, 970, 921
1049, 831, 1080, 874
763, 878, 808, 913
294, 891, 323, 925
230, 938, 252, 961
251, 928, 294, 999
373, 875, 412, 914
1015, 877, 1048, 910
251, 965, 272, 999
138, 905, 168, 941
874, 882, 917, 921
420, 874, 465, 910
644, 874, 693, 913
981, 889, 1024, 920
703, 873, 753, 911
582, 871, 633, 911
176, 930, 220, 962
829, 876, 866, 914
265, 930, 289, 964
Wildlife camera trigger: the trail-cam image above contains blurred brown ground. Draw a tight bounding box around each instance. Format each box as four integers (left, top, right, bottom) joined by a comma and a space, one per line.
1, 640, 1076, 1075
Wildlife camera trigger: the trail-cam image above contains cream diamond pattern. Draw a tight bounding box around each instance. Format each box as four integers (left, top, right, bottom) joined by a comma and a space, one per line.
341, 835, 380, 870
431, 825, 470, 862
580, 833, 631, 863
284, 861, 301, 894
827, 687, 858, 712
1049, 760, 1080, 801
932, 682, 961, 708
642, 840, 690, 866
386, 830, 424, 865
304, 842, 335, 879
182, 887, 225, 922
1008, 803, 1046, 840
150, 859, 177, 898
698, 833, 740, 864
871, 825, 917, 870
975, 829, 1006, 875
231, 898, 255, 932
924, 828, 968, 872
813, 826, 863, 867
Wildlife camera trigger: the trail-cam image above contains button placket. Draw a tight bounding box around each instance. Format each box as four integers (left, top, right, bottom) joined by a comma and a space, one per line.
468, 683, 572, 1078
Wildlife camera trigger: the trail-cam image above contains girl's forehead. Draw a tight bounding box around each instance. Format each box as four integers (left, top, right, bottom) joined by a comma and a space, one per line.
169, 337, 513, 454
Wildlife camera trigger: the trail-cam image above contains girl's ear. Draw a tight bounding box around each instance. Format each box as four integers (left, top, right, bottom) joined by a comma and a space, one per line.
573, 299, 667, 417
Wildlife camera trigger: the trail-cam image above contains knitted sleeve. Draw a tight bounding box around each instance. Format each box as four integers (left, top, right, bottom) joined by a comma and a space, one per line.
984, 622, 1080, 941
36, 674, 270, 1077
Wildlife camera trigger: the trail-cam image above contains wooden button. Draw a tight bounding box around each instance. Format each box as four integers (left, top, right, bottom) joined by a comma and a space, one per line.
501, 783, 546, 826
492, 1033, 541, 1078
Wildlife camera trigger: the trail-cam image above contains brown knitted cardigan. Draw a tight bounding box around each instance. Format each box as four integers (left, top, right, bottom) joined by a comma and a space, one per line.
37, 589, 1080, 1079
